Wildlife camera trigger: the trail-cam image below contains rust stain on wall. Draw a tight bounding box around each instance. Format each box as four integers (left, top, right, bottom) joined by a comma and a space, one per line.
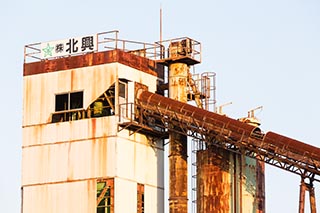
197, 148, 231, 213
24, 50, 162, 78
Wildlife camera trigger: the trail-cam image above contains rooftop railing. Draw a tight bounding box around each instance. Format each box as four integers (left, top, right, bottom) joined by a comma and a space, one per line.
24, 30, 164, 63
24, 30, 201, 65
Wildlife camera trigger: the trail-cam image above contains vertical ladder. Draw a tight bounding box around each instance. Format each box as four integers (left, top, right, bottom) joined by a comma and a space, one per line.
201, 72, 216, 112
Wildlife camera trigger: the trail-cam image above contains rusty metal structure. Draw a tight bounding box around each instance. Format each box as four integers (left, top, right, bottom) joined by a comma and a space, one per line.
22, 30, 319, 213
132, 89, 320, 212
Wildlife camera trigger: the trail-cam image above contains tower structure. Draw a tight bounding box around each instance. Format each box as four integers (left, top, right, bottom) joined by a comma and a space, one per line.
22, 30, 266, 213
22, 31, 165, 213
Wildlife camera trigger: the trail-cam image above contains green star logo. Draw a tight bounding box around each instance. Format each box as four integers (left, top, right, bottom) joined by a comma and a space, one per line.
42, 43, 54, 58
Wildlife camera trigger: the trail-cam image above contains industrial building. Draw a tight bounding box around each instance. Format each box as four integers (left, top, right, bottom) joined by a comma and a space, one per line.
22, 30, 320, 213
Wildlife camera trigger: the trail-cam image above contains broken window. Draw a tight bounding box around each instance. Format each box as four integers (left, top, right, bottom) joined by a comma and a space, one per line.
97, 179, 114, 213
52, 91, 84, 122
137, 183, 144, 213
88, 84, 115, 118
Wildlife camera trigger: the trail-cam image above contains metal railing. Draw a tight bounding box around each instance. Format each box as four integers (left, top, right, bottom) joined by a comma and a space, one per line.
24, 30, 164, 63
156, 37, 202, 63
51, 105, 114, 123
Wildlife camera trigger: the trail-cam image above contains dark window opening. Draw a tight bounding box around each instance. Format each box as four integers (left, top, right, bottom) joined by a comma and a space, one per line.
52, 91, 84, 122
119, 82, 126, 98
70, 92, 83, 109
89, 84, 115, 118
51, 83, 118, 123
55, 94, 68, 111
97, 179, 114, 213
137, 184, 145, 213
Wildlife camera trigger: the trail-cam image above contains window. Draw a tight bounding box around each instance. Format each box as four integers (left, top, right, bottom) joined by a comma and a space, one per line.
97, 179, 114, 213
119, 82, 126, 98
55, 91, 83, 111
52, 91, 84, 122
137, 184, 144, 213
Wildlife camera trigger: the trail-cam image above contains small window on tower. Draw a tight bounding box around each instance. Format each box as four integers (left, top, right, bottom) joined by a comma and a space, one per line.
119, 82, 126, 98
55, 93, 68, 111
70, 91, 83, 109
52, 91, 84, 122
97, 179, 114, 213
137, 183, 145, 213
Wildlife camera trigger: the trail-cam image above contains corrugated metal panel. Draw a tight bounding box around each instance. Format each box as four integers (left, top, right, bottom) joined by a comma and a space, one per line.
22, 180, 96, 213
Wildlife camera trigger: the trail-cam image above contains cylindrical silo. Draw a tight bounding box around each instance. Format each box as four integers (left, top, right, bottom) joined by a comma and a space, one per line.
168, 62, 189, 212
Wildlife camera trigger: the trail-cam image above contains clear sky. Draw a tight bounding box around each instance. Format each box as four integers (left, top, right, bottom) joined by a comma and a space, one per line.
1, 0, 320, 212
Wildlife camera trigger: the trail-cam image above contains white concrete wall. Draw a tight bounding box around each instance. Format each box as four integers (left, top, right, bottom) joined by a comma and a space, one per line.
22, 180, 96, 213
23, 63, 158, 126
22, 61, 164, 212
23, 63, 118, 126
22, 135, 117, 185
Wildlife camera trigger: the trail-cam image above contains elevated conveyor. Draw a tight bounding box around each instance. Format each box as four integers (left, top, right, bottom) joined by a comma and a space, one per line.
119, 89, 320, 212
134, 90, 320, 181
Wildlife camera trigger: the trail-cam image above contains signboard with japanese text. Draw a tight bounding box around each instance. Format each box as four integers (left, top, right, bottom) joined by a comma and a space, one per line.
40, 34, 97, 59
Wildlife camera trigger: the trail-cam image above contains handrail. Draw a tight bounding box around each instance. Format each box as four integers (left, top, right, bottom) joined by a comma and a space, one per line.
24, 30, 164, 63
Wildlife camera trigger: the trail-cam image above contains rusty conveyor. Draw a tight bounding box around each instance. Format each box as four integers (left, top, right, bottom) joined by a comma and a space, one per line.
134, 89, 320, 182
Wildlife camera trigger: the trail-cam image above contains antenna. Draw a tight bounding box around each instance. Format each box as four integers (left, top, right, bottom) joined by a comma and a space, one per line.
160, 5, 163, 45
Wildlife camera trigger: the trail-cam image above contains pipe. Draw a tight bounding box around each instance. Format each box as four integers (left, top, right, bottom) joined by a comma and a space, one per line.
309, 183, 317, 213
168, 63, 189, 213
299, 179, 306, 213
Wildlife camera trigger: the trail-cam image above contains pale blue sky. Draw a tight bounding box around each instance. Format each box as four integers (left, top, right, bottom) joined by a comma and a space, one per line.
1, 0, 320, 212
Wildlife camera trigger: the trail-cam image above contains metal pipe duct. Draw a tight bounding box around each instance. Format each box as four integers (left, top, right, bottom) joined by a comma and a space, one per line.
135, 90, 320, 180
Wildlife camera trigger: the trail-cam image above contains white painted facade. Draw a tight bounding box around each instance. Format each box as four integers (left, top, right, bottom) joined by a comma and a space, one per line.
22, 62, 164, 212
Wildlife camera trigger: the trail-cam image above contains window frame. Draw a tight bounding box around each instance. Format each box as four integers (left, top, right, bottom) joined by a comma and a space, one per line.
97, 178, 114, 213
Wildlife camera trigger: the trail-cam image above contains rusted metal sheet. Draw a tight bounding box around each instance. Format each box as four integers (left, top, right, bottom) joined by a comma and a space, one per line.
168, 62, 189, 213
168, 133, 188, 213
24, 49, 160, 77
256, 160, 265, 213
197, 148, 231, 213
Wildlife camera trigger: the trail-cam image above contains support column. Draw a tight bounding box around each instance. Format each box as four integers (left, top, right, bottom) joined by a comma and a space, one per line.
168, 63, 189, 213
299, 179, 307, 213
256, 160, 265, 213
309, 183, 317, 213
